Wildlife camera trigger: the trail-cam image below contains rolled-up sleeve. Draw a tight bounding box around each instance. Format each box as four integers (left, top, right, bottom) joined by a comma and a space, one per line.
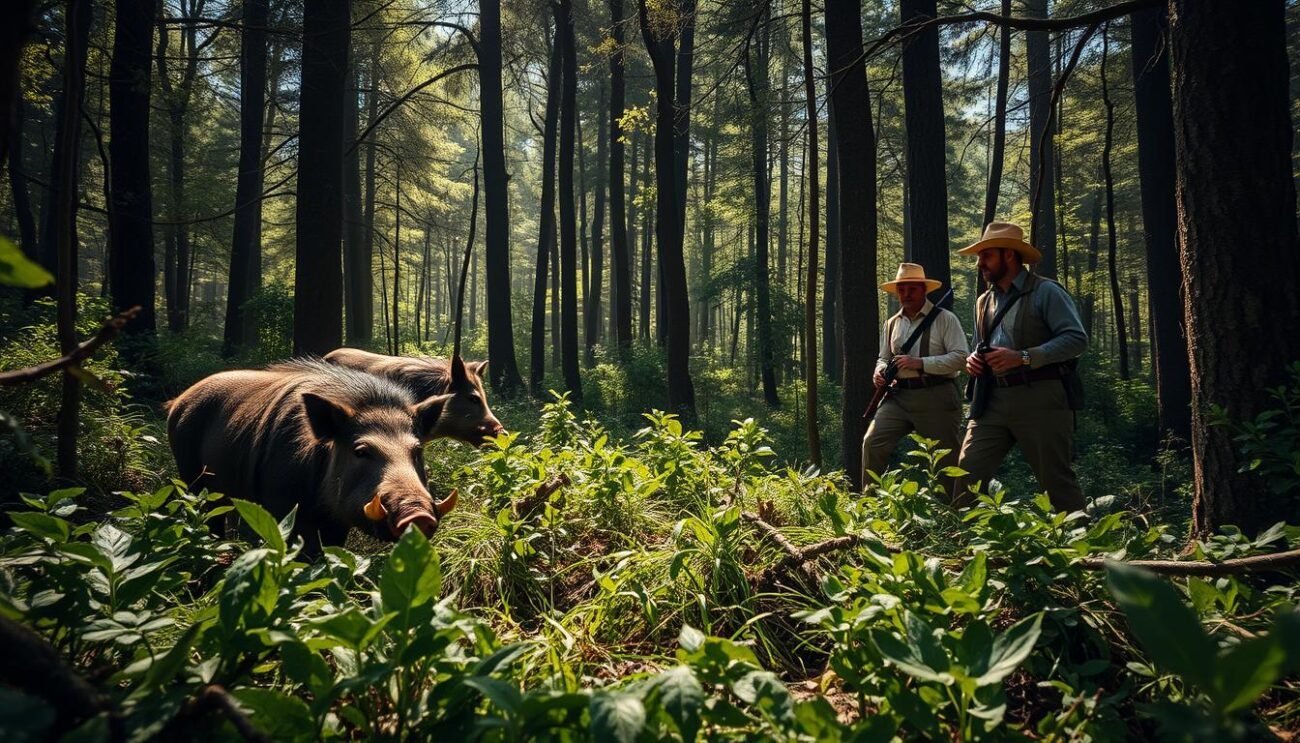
1028, 283, 1088, 367
921, 310, 970, 376
875, 319, 892, 376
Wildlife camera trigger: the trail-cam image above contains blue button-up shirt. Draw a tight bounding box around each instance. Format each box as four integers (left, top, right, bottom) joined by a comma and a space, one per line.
974, 269, 1088, 368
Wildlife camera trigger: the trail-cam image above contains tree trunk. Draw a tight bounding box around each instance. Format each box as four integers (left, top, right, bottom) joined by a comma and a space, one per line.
801, 0, 821, 466
293, 0, 348, 355
899, 0, 950, 302
983, 0, 1011, 228
531, 17, 560, 393
1170, 0, 1300, 537
479, 0, 524, 392
342, 57, 369, 346
108, 0, 156, 351
1083, 185, 1101, 336
640, 134, 652, 341
586, 83, 608, 365
7, 98, 37, 258
1100, 27, 1128, 380
823, 99, 840, 383
362, 52, 379, 342
224, 0, 268, 357
608, 0, 632, 350
1131, 4, 1190, 442
745, 9, 779, 408
826, 0, 877, 489
559, 0, 582, 398
1024, 0, 1056, 278
0, 1, 39, 175
391, 164, 401, 353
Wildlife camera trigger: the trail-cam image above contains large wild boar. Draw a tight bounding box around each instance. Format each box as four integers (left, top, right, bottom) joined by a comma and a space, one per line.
323, 348, 505, 447
167, 359, 457, 554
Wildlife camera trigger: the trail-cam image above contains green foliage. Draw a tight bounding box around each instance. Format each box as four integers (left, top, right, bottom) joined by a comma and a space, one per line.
1210, 361, 1300, 502
0, 235, 53, 289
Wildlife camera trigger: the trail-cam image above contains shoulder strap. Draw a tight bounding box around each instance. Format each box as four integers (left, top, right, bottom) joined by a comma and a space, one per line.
886, 315, 899, 356
982, 287, 1025, 342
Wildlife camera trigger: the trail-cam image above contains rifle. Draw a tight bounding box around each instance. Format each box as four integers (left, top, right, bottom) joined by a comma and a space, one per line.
863, 288, 954, 423
966, 287, 1025, 420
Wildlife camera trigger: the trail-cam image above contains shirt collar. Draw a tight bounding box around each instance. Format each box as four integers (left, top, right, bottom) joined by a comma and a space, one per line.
994, 268, 1030, 295
895, 299, 934, 322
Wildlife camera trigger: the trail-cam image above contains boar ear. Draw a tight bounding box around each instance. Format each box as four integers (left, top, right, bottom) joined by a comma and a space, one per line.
412, 393, 454, 440
436, 488, 459, 517
469, 360, 489, 378
450, 355, 468, 384
302, 393, 355, 441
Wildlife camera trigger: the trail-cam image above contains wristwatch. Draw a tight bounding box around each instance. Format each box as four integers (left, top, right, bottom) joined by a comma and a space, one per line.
1021, 350, 1032, 366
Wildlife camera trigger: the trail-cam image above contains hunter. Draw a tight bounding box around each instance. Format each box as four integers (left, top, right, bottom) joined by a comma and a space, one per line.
862, 263, 969, 492
956, 222, 1088, 512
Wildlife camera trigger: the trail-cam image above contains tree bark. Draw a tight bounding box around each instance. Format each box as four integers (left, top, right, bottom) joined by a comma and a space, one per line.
823, 100, 840, 383
531, 19, 560, 393
983, 0, 1011, 228
362, 50, 379, 343
108, 0, 157, 351
558, 0, 582, 397
55, 0, 91, 479
7, 98, 37, 258
1024, 0, 1056, 278
899, 0, 950, 300
744, 8, 779, 408
224, 0, 268, 357
801, 0, 821, 466
293, 0, 348, 355
608, 0, 632, 350
480, 0, 525, 392
639, 0, 696, 417
826, 0, 877, 489
1169, 0, 1300, 537
342, 56, 370, 347
586, 83, 608, 365
639, 129, 652, 340
1130, 4, 1190, 442
1100, 27, 1128, 380
1083, 185, 1101, 335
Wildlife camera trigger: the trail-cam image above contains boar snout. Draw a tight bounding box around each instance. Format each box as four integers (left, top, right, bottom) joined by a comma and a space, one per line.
393, 510, 439, 539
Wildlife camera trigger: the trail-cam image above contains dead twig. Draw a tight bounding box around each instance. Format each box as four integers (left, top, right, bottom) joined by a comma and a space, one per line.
743, 512, 870, 588
0, 306, 141, 386
514, 473, 571, 518
1079, 549, 1300, 576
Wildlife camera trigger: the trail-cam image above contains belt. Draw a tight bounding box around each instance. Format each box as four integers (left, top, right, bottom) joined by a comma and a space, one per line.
992, 363, 1070, 388
894, 375, 957, 390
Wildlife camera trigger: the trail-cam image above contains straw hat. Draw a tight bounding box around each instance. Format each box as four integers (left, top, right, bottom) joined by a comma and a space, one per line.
879, 262, 942, 295
956, 221, 1042, 264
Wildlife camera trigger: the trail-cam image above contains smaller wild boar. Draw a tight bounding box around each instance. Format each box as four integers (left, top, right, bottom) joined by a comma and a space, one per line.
324, 348, 506, 447
167, 359, 457, 554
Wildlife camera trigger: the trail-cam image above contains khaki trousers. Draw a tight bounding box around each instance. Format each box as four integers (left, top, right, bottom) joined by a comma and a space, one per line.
862, 381, 963, 493
956, 378, 1085, 512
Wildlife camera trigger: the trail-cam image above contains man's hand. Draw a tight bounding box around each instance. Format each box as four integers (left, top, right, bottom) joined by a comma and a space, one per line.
873, 368, 886, 387
894, 355, 923, 371
965, 351, 986, 377
983, 346, 1024, 374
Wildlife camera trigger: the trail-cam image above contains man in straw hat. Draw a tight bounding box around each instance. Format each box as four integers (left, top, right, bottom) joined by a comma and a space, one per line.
955, 221, 1088, 512
862, 263, 969, 491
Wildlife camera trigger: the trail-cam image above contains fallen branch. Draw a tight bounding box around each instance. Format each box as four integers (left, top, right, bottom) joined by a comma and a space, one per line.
0, 616, 107, 734
0, 306, 141, 386
192, 685, 271, 743
743, 512, 866, 588
1080, 549, 1300, 576
514, 473, 571, 518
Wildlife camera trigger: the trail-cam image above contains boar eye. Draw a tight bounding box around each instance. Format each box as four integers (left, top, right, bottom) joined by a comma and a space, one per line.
353, 443, 373, 458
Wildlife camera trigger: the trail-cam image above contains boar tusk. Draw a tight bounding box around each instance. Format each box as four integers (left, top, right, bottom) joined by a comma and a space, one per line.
363, 493, 388, 522
436, 488, 458, 517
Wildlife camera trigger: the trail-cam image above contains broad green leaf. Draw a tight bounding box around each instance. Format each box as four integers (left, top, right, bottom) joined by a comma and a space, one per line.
1213, 630, 1287, 714
977, 613, 1043, 687
678, 624, 705, 653
464, 676, 523, 718
589, 692, 645, 743
1106, 561, 1217, 691
281, 642, 333, 698
9, 512, 70, 543
380, 528, 442, 612
873, 614, 954, 685
219, 548, 278, 628
232, 688, 316, 743
137, 622, 203, 694
651, 666, 703, 742
732, 670, 794, 722
0, 235, 54, 288
232, 499, 286, 554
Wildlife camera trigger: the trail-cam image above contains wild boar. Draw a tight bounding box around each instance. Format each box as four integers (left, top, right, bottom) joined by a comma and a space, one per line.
323, 348, 505, 447
167, 359, 457, 554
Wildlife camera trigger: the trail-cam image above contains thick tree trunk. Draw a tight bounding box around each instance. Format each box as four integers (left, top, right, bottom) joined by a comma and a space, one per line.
108, 0, 156, 350
801, 0, 821, 466
362, 52, 379, 342
608, 0, 632, 350
983, 0, 1011, 228
823, 101, 840, 383
558, 0, 582, 397
293, 0, 348, 355
586, 84, 607, 365
745, 12, 779, 408
1100, 28, 1128, 380
1130, 5, 1190, 442
0, 1, 39, 175
480, 0, 524, 392
899, 0, 950, 299
531, 19, 560, 393
1024, 0, 1056, 278
826, 0, 877, 489
7, 98, 37, 257
224, 0, 268, 357
1169, 0, 1300, 537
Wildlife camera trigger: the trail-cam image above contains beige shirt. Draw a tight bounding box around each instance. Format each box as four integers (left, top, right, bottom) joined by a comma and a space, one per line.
874, 300, 970, 379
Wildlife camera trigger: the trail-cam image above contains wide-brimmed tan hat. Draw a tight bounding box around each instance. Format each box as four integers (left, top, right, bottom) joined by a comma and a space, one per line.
956, 221, 1042, 264
880, 262, 942, 295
